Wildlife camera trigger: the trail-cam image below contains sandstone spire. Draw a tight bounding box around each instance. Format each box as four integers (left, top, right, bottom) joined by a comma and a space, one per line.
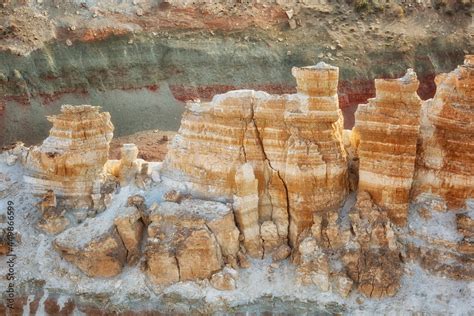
353, 69, 422, 226
412, 55, 474, 210
162, 62, 348, 246
23, 105, 114, 207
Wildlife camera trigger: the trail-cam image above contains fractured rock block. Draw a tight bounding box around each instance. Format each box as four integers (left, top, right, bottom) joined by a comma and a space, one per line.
260, 220, 280, 255
177, 227, 223, 281
332, 274, 353, 298
295, 234, 330, 291
342, 191, 403, 298
210, 268, 238, 291
145, 243, 180, 285
36, 190, 70, 235
206, 208, 240, 260
54, 215, 127, 277
343, 248, 401, 298
145, 199, 235, 284
162, 62, 348, 247
272, 244, 291, 262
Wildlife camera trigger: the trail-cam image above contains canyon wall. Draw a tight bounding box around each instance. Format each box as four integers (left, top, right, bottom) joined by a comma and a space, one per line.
412, 55, 474, 210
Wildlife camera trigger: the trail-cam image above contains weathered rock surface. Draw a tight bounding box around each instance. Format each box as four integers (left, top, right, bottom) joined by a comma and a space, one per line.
353, 69, 422, 226
162, 62, 348, 246
412, 55, 474, 210
295, 235, 330, 291
114, 206, 144, 265
404, 196, 474, 281
342, 192, 403, 298
145, 199, 239, 284
233, 163, 263, 258
23, 105, 114, 207
35, 190, 68, 235
54, 214, 127, 278
210, 268, 237, 291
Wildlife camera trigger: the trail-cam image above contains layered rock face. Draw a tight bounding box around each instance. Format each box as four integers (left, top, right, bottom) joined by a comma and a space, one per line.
293, 191, 402, 298
4, 57, 473, 306
162, 62, 348, 247
145, 199, 239, 284
405, 56, 474, 281
412, 55, 474, 210
23, 105, 114, 206
353, 70, 422, 226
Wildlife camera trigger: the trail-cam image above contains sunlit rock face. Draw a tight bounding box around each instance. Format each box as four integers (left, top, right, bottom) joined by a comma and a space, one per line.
404, 56, 474, 281
162, 62, 348, 246
353, 69, 422, 226
412, 55, 474, 210
145, 199, 239, 285
23, 105, 114, 207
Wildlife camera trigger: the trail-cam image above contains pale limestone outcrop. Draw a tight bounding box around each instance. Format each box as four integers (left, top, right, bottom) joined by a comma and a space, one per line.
23, 105, 114, 207
162, 62, 348, 246
353, 69, 422, 226
145, 200, 239, 284
412, 55, 474, 210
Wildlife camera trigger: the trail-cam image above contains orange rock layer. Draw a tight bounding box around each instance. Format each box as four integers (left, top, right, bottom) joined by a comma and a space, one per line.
162, 62, 349, 246
412, 55, 474, 209
353, 69, 422, 226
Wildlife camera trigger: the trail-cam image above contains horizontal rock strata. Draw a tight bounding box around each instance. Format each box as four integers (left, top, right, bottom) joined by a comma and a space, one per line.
23, 105, 114, 207
5, 56, 473, 302
353, 69, 422, 226
162, 62, 348, 246
145, 199, 239, 284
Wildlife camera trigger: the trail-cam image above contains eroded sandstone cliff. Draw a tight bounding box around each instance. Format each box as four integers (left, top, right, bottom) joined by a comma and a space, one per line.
162, 62, 348, 248
0, 57, 472, 312
413, 55, 474, 210
353, 69, 422, 226
23, 105, 114, 207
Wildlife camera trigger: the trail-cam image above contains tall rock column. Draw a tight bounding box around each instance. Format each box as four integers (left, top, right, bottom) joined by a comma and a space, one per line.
161, 63, 349, 248
353, 69, 422, 226
412, 55, 474, 209
284, 63, 348, 245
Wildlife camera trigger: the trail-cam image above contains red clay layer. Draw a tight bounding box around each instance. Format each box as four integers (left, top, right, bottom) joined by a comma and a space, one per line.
1, 75, 437, 131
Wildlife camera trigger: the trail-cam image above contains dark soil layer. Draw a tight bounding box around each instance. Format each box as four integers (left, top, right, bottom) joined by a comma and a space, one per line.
0, 2, 472, 146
